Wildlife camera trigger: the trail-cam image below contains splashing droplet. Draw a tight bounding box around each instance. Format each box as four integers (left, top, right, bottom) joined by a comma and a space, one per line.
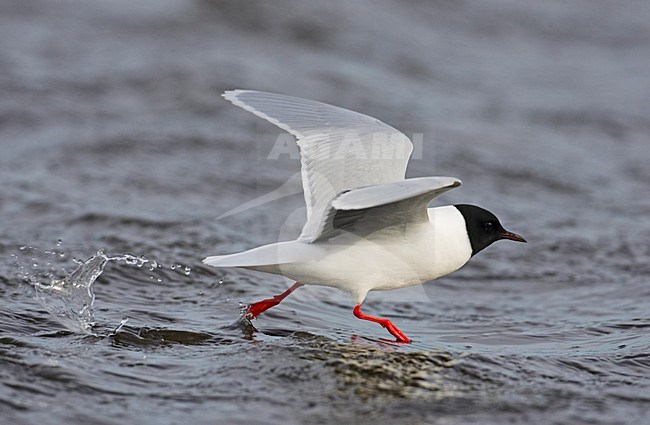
111, 317, 129, 335
112, 253, 149, 267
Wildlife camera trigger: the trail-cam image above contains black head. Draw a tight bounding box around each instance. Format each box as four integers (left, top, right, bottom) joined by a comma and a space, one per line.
454, 204, 526, 256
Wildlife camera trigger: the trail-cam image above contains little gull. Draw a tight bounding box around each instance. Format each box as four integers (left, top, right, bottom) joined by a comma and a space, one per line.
204, 90, 526, 343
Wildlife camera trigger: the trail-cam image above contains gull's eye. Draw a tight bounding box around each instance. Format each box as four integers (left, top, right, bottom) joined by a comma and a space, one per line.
483, 221, 495, 232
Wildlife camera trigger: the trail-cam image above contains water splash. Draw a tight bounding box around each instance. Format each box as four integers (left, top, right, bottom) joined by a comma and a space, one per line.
16, 242, 196, 334
21, 247, 149, 334
31, 250, 110, 334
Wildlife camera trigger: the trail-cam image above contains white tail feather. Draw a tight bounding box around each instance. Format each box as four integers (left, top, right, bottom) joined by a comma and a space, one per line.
203, 241, 310, 269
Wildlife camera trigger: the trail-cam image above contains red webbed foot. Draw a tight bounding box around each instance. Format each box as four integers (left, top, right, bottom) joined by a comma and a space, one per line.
353, 304, 411, 344
243, 282, 304, 320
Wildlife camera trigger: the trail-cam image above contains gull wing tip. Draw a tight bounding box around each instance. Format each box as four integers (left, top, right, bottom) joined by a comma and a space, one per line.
222, 89, 245, 101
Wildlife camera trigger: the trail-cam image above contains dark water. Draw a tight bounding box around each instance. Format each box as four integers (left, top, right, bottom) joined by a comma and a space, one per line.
2, 0, 650, 423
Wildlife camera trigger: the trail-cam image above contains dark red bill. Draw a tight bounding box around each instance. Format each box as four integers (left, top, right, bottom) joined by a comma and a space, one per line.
498, 231, 527, 243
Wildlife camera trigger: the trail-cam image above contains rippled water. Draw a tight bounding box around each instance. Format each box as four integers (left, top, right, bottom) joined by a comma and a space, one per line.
2, 0, 650, 423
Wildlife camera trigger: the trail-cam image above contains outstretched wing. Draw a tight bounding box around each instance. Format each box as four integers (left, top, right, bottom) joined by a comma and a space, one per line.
317, 176, 462, 240
223, 90, 413, 242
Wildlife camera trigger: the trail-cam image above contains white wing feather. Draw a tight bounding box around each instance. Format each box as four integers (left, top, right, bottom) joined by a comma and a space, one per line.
223, 90, 413, 242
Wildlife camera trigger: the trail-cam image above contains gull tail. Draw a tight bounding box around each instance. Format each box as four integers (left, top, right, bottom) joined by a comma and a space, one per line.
203, 241, 310, 273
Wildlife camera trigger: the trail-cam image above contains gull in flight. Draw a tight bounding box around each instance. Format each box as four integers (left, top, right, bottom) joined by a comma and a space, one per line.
204, 90, 526, 343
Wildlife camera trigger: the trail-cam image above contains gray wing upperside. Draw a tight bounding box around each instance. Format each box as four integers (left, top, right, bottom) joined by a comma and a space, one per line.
313, 176, 462, 241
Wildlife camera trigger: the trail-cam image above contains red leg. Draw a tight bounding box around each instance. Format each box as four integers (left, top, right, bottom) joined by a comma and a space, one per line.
245, 282, 304, 319
353, 304, 411, 343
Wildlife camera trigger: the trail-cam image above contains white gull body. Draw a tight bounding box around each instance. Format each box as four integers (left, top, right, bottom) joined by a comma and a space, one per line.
207, 206, 471, 304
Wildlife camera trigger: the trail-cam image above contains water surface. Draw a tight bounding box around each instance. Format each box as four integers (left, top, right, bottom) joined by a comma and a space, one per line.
1, 1, 650, 424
